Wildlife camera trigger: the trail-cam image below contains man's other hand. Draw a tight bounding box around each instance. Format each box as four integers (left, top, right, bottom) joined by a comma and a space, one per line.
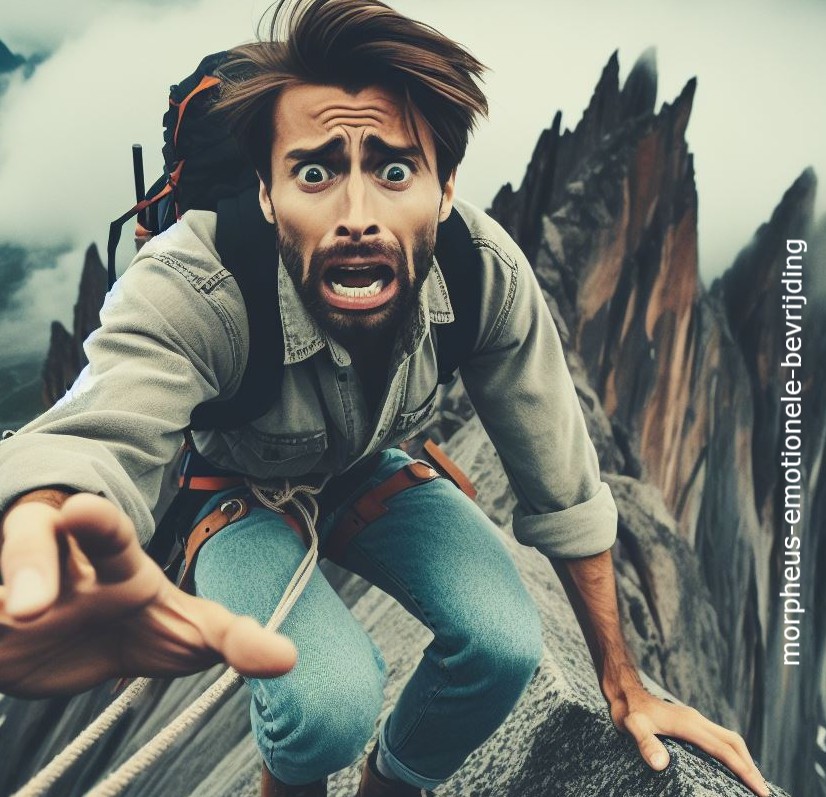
0, 493, 297, 698
608, 684, 771, 797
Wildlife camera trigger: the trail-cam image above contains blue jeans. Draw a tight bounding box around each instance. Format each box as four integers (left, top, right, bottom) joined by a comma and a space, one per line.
190, 448, 544, 789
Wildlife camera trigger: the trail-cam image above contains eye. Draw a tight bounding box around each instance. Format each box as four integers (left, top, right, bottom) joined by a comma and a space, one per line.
297, 164, 335, 185
379, 162, 413, 184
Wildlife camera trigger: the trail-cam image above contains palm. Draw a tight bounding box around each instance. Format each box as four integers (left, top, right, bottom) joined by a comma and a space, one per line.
0, 494, 295, 698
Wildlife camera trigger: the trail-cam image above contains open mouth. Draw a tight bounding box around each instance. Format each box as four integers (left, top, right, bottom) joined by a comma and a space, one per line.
320, 262, 399, 311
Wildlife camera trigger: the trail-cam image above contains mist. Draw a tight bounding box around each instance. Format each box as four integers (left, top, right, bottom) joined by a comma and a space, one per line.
0, 241, 71, 370
0, 0, 823, 373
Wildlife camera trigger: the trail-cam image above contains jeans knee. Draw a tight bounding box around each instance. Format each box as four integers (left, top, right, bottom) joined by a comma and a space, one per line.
252, 671, 383, 781
459, 606, 544, 695
299, 687, 380, 770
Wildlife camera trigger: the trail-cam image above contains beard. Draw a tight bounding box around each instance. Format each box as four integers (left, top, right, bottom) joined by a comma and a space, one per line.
276, 222, 436, 347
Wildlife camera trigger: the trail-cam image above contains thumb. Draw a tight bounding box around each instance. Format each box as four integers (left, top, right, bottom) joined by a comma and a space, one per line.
221, 614, 298, 678
190, 594, 298, 678
623, 711, 670, 771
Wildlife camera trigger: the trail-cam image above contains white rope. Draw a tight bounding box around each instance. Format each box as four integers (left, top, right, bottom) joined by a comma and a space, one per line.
12, 477, 329, 797
11, 678, 152, 797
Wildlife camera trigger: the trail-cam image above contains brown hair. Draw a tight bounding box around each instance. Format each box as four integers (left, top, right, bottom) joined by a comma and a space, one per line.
215, 0, 488, 188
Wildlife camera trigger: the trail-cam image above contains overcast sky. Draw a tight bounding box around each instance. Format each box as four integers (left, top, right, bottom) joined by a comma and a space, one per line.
0, 0, 824, 357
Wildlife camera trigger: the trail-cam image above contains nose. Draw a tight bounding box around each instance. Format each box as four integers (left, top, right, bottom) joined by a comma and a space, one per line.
335, 171, 380, 241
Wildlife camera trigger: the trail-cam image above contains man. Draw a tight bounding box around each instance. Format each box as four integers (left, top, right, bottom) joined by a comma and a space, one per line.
0, 1, 769, 796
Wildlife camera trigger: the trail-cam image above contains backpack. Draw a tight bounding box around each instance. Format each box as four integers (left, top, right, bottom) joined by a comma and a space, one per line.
108, 51, 484, 434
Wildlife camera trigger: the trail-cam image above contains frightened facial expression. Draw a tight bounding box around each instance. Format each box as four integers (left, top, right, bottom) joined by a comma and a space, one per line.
259, 83, 455, 340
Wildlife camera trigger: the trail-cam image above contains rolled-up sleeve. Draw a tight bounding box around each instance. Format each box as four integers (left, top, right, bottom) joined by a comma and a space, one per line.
458, 219, 617, 559
0, 247, 244, 547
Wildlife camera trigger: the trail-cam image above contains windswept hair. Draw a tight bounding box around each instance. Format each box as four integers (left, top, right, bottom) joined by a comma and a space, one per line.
215, 0, 488, 187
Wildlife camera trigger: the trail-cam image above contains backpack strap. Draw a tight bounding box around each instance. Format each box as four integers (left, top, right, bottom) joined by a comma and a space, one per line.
107, 51, 255, 287
189, 186, 284, 431
431, 207, 483, 384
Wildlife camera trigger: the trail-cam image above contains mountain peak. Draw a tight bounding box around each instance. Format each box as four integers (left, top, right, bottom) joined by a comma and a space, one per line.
0, 40, 25, 74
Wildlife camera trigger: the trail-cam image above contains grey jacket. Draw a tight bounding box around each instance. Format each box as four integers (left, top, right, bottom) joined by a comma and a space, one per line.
0, 198, 617, 559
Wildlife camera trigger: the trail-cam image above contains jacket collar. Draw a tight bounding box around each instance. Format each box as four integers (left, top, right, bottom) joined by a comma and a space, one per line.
278, 255, 455, 366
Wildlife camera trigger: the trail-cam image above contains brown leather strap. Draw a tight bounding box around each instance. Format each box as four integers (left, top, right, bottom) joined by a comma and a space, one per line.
176, 496, 250, 593
422, 439, 477, 500
324, 461, 440, 562
178, 475, 246, 490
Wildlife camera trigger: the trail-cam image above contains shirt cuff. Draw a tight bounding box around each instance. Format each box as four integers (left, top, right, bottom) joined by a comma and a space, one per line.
512, 481, 618, 558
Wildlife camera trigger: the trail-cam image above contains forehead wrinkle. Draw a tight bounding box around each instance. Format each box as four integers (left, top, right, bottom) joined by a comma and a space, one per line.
315, 110, 391, 131
310, 96, 395, 116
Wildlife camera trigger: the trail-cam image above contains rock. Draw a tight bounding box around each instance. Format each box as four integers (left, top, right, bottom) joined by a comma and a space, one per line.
712, 169, 823, 789
0, 40, 24, 74
41, 321, 78, 408
488, 44, 823, 797
41, 244, 107, 406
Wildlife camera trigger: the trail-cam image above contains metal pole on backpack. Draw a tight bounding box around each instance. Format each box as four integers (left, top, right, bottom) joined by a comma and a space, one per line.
132, 145, 146, 223
132, 145, 152, 251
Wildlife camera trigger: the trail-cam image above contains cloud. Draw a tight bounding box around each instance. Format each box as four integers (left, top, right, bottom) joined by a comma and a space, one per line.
0, 0, 199, 55
0, 0, 268, 375
0, 0, 271, 263
0, 245, 83, 366
392, 0, 826, 280
0, 0, 823, 286
0, 243, 74, 319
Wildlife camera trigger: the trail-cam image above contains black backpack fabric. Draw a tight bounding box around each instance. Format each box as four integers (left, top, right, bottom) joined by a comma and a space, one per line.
107, 51, 483, 433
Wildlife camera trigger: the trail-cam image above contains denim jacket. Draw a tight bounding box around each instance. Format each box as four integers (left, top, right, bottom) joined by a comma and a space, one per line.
0, 199, 617, 559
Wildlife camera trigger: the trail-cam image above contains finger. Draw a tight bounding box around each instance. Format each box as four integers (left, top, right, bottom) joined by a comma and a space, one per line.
62, 533, 97, 587
57, 494, 144, 584
221, 615, 298, 678
0, 503, 61, 620
700, 717, 757, 771
623, 711, 670, 770
0, 584, 9, 621
668, 719, 769, 797
185, 595, 297, 678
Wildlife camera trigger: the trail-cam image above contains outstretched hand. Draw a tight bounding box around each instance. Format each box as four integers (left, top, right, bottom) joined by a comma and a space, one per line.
608, 683, 770, 797
0, 493, 296, 698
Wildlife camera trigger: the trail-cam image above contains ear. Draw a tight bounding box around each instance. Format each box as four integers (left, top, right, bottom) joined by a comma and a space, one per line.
258, 175, 275, 225
438, 168, 456, 223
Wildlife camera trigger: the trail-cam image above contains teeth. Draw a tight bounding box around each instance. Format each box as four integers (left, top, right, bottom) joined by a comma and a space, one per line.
331, 279, 385, 298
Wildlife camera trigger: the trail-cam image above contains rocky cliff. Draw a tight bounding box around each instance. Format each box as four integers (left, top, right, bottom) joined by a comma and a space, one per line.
3, 49, 820, 797
486, 49, 822, 797
41, 244, 107, 407
0, 41, 24, 75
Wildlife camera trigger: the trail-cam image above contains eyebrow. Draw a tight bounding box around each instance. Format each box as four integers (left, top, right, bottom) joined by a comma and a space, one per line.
284, 134, 424, 164
362, 134, 424, 162
285, 137, 346, 163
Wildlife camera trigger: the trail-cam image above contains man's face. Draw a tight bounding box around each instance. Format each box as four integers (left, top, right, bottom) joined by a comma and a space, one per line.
259, 83, 455, 344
